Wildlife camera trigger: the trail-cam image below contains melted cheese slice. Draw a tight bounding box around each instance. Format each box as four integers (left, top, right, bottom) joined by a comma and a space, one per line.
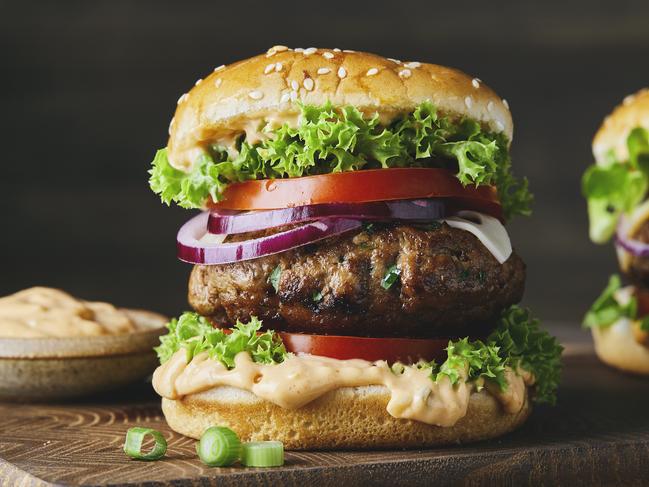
443, 211, 512, 264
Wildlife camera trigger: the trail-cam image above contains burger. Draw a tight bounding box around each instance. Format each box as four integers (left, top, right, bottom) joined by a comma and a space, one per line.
149, 46, 562, 449
583, 88, 649, 374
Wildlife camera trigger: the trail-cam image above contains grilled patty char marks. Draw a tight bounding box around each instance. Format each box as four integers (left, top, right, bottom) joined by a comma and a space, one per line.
188, 223, 525, 338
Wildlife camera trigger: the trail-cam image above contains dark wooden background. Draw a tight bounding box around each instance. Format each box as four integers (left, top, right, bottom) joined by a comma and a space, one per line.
2, 0, 649, 324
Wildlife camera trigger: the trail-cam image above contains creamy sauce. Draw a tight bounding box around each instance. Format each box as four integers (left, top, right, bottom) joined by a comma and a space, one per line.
443, 211, 512, 264
153, 351, 533, 426
0, 287, 136, 338
170, 108, 411, 171
485, 367, 534, 414
170, 111, 301, 171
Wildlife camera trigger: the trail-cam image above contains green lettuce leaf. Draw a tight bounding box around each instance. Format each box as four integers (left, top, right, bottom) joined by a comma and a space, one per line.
434, 337, 506, 389
149, 101, 531, 219
582, 127, 649, 243
155, 312, 287, 368
431, 305, 562, 405
583, 274, 637, 328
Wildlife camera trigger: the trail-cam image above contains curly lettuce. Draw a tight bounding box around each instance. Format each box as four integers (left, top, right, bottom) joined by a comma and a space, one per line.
582, 127, 649, 243
429, 305, 562, 405
149, 101, 531, 219
156, 305, 561, 405
155, 312, 287, 368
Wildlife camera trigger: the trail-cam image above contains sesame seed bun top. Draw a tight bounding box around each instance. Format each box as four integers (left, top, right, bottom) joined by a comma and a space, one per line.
593, 88, 649, 165
167, 47, 513, 171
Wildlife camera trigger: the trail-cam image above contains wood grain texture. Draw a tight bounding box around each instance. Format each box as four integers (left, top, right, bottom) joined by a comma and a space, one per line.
1, 326, 649, 486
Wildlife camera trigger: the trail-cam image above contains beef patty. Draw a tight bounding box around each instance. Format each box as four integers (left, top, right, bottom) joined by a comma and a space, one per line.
188, 223, 526, 338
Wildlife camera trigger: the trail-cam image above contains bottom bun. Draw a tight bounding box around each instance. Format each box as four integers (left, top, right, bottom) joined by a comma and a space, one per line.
592, 318, 649, 375
161, 385, 531, 450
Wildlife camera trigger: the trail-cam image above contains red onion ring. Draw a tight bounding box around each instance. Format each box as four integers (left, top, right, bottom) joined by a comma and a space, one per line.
616, 216, 649, 257
177, 212, 363, 265
207, 199, 446, 235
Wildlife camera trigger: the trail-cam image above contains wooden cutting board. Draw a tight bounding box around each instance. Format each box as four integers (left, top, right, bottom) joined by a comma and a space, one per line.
1, 325, 649, 486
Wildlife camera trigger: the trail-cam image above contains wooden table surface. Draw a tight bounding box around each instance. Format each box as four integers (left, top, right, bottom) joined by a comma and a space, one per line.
1, 324, 649, 487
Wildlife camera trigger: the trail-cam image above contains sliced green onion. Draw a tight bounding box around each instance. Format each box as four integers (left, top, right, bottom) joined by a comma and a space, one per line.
381, 264, 401, 290
268, 265, 282, 293
197, 426, 241, 467
123, 427, 167, 461
241, 441, 284, 467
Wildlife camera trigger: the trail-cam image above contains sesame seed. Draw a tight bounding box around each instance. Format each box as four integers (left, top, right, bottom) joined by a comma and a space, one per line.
266, 45, 287, 57
291, 80, 299, 91
487, 101, 494, 112
304, 47, 317, 55
249, 90, 263, 100
404, 62, 421, 69
295, 48, 304, 52
264, 64, 275, 74
398, 69, 412, 78
343, 49, 355, 53
366, 68, 379, 76
177, 93, 188, 104
214, 64, 225, 72
387, 58, 401, 64
195, 78, 203, 86
168, 118, 174, 135
471, 78, 480, 89
275, 62, 283, 72
333, 48, 341, 52
280, 92, 291, 103
464, 96, 473, 109
624, 94, 636, 106
215, 78, 223, 88
502, 99, 510, 109
495, 120, 505, 132
322, 52, 334, 59
303, 77, 314, 91
290, 90, 298, 101
317, 67, 331, 75
337, 67, 347, 78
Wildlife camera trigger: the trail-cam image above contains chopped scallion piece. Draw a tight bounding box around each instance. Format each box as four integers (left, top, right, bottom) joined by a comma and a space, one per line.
268, 265, 282, 293
123, 427, 167, 461
381, 264, 401, 290
196, 426, 242, 467
241, 441, 284, 467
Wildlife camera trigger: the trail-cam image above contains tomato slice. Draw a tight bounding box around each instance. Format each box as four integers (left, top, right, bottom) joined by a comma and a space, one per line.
279, 332, 449, 364
210, 168, 502, 220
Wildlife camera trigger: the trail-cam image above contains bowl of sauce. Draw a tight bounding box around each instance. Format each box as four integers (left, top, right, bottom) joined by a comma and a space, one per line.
0, 287, 167, 401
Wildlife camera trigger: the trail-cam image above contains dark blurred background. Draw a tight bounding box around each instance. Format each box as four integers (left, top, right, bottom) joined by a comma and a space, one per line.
2, 0, 649, 325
